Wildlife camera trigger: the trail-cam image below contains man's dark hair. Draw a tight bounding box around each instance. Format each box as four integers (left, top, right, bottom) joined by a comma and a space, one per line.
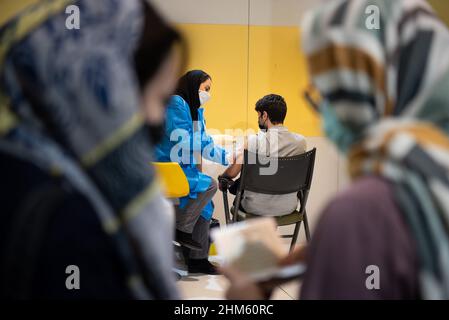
255, 94, 287, 124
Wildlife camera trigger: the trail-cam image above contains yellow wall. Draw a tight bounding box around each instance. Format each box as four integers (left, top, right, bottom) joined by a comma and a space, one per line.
247, 25, 320, 135
0, 0, 39, 26
428, 0, 449, 27
177, 24, 250, 133
177, 2, 449, 137
178, 23, 320, 136
3, 0, 448, 138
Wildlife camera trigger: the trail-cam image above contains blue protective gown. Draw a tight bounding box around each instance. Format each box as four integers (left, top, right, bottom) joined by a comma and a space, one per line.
155, 95, 228, 220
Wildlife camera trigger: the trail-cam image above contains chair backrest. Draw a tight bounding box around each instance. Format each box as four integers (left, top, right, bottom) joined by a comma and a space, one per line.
240, 148, 316, 195
152, 162, 189, 198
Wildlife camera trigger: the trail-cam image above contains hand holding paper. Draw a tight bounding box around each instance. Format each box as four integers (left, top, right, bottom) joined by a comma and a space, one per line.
212, 218, 305, 281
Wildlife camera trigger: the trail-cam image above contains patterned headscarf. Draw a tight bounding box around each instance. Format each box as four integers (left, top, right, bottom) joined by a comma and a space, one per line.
0, 0, 178, 299
302, 0, 449, 299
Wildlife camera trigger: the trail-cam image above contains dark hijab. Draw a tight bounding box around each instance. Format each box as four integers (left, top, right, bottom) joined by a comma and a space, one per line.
175, 70, 211, 121
0, 0, 181, 299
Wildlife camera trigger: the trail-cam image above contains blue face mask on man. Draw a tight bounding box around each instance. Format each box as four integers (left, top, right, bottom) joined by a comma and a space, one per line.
320, 100, 358, 154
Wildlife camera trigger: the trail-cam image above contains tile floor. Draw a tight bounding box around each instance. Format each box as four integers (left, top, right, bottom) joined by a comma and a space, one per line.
177, 273, 301, 300
175, 241, 302, 300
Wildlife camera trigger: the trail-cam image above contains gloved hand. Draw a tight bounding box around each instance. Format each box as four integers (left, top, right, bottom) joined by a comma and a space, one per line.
218, 174, 234, 192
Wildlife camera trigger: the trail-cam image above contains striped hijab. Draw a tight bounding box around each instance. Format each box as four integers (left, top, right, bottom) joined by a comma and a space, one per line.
0, 0, 178, 299
302, 0, 449, 299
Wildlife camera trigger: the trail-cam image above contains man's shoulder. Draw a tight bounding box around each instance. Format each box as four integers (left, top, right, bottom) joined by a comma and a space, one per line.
283, 130, 307, 153
246, 133, 260, 152
286, 130, 306, 142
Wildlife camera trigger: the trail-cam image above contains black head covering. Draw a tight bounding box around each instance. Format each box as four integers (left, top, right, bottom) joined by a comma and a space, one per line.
175, 70, 211, 121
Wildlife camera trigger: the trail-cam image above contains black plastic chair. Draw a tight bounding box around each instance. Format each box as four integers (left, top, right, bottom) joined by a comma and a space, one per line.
220, 148, 316, 251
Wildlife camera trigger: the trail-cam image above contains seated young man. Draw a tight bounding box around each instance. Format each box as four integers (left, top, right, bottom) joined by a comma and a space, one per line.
219, 94, 307, 216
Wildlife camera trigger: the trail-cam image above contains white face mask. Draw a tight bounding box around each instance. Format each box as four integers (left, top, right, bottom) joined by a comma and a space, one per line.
199, 90, 211, 106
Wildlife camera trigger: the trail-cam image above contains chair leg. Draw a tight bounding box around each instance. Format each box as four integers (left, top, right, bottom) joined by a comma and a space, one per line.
303, 211, 311, 242
290, 221, 302, 252
222, 190, 231, 225
173, 271, 182, 281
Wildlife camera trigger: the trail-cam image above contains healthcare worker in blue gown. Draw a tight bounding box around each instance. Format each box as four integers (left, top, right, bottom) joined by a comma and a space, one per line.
155, 70, 228, 275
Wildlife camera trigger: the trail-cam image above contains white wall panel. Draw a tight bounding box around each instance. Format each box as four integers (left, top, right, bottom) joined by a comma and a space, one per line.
150, 0, 326, 26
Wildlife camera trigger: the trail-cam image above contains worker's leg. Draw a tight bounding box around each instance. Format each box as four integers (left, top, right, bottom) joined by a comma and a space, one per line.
176, 179, 217, 234
189, 216, 211, 259
178, 179, 219, 274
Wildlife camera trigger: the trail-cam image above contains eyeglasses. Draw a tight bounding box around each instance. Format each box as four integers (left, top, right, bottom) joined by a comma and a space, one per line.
303, 84, 322, 112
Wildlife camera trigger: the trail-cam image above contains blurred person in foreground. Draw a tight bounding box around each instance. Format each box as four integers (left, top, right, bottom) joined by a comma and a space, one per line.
0, 0, 183, 299
222, 0, 449, 300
